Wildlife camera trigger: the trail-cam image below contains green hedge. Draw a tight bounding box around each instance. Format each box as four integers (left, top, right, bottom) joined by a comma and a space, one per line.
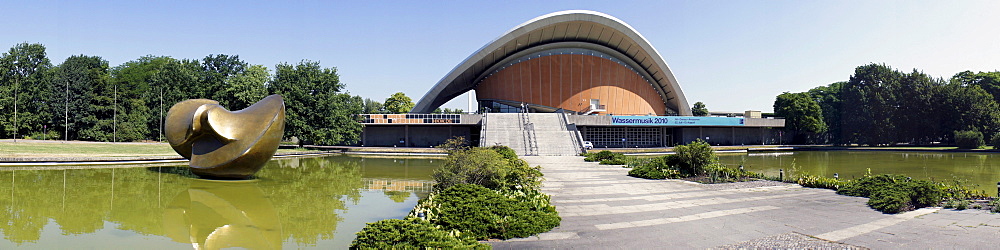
992, 133, 1000, 150
432, 147, 542, 191
837, 174, 943, 213
350, 218, 487, 249
954, 130, 984, 149
421, 184, 560, 240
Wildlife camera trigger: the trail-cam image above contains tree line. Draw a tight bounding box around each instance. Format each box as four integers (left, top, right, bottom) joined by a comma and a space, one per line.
775, 63, 1000, 146
0, 42, 374, 145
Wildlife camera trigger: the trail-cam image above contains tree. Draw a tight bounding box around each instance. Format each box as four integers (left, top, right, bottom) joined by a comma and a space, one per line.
384, 92, 414, 114
841, 63, 901, 146
691, 102, 709, 116
198, 54, 248, 107
773, 92, 827, 143
268, 60, 362, 146
224, 64, 269, 110
937, 82, 1000, 142
146, 58, 201, 141
362, 98, 384, 114
807, 82, 843, 144
952, 70, 1000, 103
51, 55, 112, 141
0, 43, 53, 140
894, 70, 943, 144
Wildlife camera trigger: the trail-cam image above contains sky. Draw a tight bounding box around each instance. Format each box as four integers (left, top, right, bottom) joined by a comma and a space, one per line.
4, 0, 999, 113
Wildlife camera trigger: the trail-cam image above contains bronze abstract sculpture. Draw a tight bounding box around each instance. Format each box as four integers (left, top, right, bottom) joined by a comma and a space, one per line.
166, 94, 286, 179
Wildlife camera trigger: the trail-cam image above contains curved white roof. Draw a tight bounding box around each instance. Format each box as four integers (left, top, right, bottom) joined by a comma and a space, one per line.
412, 10, 691, 115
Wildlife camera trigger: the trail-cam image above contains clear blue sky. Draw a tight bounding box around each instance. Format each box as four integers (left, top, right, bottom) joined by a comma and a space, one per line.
5, 0, 999, 112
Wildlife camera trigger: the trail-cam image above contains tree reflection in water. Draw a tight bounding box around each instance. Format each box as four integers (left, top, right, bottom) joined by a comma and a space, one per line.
0, 155, 438, 248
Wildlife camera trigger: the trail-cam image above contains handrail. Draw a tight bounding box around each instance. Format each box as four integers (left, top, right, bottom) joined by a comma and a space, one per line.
479, 113, 488, 147
562, 112, 585, 154
519, 111, 538, 156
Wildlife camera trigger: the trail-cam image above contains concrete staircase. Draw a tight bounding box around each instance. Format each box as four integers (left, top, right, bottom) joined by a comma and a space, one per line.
481, 113, 583, 156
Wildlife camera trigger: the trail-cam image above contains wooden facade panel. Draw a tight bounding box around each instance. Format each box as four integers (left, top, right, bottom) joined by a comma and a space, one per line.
474, 54, 664, 115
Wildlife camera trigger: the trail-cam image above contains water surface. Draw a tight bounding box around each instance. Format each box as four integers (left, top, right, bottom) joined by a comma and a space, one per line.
0, 155, 440, 249
718, 151, 1000, 195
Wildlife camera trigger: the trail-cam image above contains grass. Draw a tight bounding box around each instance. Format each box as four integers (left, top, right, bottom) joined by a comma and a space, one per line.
0, 141, 326, 158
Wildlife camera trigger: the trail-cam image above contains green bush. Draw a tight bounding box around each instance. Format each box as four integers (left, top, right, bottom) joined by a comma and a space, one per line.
954, 130, 984, 149
837, 174, 943, 213
992, 133, 1000, 150
989, 199, 1000, 213
432, 147, 542, 191
350, 218, 487, 249
867, 189, 912, 213
489, 145, 518, 160
704, 164, 767, 183
435, 136, 470, 152
673, 140, 717, 176
627, 155, 680, 179
796, 174, 850, 190
584, 150, 622, 162
420, 184, 560, 240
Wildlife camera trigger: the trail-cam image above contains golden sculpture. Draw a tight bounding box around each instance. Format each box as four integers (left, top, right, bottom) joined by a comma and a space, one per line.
165, 94, 286, 179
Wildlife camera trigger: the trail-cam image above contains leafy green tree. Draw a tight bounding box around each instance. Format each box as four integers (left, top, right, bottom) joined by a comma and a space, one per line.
110, 56, 185, 141
0, 43, 53, 140
384, 92, 414, 114
362, 98, 384, 114
199, 54, 248, 108
952, 70, 1000, 103
894, 70, 944, 144
807, 82, 843, 144
691, 102, 709, 116
268, 60, 362, 146
841, 63, 901, 146
52, 55, 111, 141
147, 58, 200, 141
937, 83, 1000, 141
224, 64, 269, 110
773, 92, 827, 143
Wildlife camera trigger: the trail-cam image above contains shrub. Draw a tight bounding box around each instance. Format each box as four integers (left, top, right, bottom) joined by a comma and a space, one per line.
435, 136, 470, 152
349, 218, 487, 249
992, 133, 1000, 150
489, 145, 518, 160
837, 174, 943, 213
954, 130, 984, 149
796, 174, 851, 190
420, 184, 560, 240
627, 155, 681, 179
433, 147, 542, 191
584, 150, 622, 162
990, 199, 1000, 213
673, 140, 717, 176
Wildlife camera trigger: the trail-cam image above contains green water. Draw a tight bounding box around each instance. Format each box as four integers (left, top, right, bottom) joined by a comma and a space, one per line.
0, 155, 441, 249
718, 151, 1000, 195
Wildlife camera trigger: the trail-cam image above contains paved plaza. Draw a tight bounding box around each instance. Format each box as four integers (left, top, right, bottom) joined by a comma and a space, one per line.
491, 156, 1000, 249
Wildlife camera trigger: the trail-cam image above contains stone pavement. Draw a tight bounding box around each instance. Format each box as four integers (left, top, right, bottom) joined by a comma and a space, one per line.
491, 156, 1000, 249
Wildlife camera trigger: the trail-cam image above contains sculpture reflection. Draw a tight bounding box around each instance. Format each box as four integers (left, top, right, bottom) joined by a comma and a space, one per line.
164, 179, 282, 249
165, 94, 285, 179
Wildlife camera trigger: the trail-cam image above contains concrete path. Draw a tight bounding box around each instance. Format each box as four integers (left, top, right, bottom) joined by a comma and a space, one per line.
491, 156, 1000, 249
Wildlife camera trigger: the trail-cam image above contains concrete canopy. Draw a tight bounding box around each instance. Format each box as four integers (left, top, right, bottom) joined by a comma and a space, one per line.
412, 10, 691, 116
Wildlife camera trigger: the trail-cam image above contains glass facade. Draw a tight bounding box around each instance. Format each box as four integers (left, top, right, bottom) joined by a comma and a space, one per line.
582, 126, 669, 148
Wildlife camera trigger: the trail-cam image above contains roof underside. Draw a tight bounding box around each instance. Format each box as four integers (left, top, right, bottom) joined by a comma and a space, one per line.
413, 10, 691, 115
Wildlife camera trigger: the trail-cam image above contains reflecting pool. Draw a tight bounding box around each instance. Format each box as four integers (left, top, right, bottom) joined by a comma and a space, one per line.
0, 155, 441, 249
718, 151, 1000, 195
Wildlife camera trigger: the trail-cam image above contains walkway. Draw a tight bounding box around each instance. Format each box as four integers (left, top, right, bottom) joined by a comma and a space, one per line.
491, 156, 1000, 249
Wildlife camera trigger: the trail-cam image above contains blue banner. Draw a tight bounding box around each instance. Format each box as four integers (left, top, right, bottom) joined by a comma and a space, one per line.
611, 116, 745, 126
